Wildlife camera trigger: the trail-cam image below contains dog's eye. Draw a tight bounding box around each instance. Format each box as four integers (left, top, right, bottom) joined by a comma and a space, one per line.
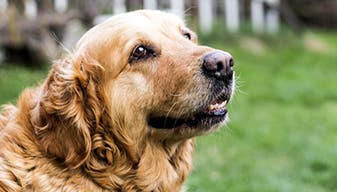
183, 32, 192, 40
129, 45, 155, 63
182, 28, 192, 40
133, 46, 147, 58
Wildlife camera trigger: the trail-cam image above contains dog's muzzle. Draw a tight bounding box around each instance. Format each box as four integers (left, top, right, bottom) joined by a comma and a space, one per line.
148, 50, 235, 131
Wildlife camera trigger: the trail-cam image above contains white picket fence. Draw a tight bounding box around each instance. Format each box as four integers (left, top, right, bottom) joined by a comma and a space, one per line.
104, 0, 281, 34
0, 0, 280, 34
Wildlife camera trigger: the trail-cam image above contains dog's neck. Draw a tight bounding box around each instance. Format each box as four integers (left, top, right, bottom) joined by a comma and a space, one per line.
84, 137, 194, 191
135, 138, 194, 191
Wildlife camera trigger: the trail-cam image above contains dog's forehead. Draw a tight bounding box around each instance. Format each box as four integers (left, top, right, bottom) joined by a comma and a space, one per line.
76, 10, 186, 52
76, 10, 185, 59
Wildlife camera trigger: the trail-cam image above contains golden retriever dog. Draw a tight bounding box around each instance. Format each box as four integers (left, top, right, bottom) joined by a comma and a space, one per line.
0, 10, 235, 191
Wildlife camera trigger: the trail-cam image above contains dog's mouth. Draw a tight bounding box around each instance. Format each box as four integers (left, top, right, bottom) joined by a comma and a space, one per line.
148, 93, 230, 130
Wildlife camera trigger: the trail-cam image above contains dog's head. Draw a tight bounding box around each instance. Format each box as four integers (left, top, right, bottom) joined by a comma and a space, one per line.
77, 10, 235, 138
31, 10, 235, 168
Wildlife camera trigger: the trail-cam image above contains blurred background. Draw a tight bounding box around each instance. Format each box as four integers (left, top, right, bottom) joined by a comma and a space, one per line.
1, 0, 337, 191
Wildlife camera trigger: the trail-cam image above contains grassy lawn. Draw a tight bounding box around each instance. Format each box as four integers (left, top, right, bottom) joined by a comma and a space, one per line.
0, 65, 47, 104
187, 31, 337, 192
1, 30, 337, 191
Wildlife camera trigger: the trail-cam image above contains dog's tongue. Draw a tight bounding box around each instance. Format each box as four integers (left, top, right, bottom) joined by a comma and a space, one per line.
204, 100, 227, 115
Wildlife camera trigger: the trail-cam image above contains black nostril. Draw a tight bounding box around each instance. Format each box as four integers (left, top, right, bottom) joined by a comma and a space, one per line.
229, 58, 234, 67
202, 51, 234, 81
216, 61, 224, 71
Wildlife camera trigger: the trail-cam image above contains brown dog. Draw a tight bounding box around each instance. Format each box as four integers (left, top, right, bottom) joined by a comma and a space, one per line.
0, 10, 235, 191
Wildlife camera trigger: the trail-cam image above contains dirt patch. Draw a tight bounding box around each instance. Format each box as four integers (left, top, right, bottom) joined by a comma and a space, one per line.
239, 37, 266, 55
304, 33, 333, 54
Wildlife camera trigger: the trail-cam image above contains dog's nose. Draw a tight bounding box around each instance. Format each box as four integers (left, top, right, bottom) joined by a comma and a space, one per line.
202, 51, 234, 82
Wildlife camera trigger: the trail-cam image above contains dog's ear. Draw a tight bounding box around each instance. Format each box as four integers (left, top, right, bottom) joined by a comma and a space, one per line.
31, 55, 104, 169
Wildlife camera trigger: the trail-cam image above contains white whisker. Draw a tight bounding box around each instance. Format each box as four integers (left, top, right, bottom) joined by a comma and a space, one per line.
165, 101, 179, 119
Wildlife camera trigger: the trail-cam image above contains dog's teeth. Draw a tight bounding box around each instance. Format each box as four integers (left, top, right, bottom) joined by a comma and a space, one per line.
208, 105, 215, 111
218, 101, 226, 108
207, 100, 228, 112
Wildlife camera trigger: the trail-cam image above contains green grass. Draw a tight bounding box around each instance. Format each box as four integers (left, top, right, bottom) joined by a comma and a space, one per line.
187, 30, 337, 191
0, 65, 47, 104
1, 30, 337, 191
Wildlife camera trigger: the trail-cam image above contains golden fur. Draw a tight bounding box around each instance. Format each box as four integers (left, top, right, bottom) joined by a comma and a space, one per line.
0, 10, 234, 191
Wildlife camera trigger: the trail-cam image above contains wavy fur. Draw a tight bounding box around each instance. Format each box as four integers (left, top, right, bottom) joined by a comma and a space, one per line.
0, 10, 231, 191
